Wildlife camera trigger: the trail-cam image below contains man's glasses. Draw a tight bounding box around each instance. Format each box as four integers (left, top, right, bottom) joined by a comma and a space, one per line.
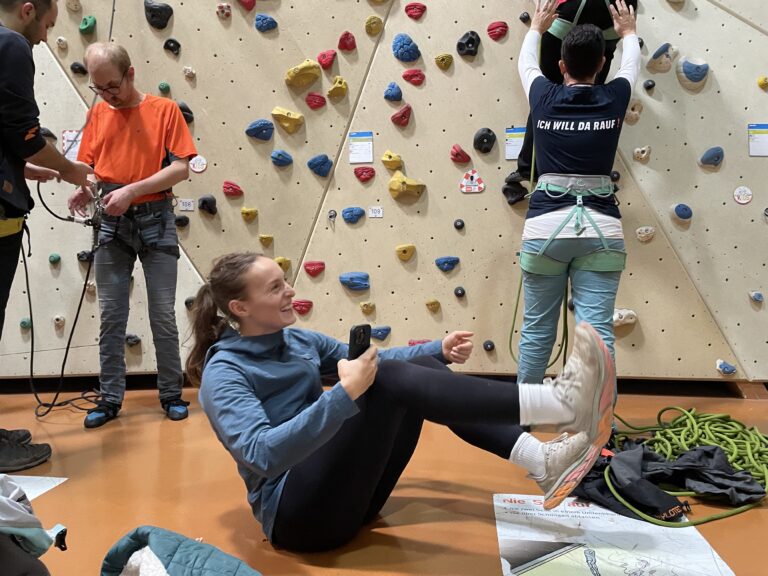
88, 70, 127, 96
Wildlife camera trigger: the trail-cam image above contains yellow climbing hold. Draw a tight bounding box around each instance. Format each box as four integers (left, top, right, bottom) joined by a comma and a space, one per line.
360, 301, 376, 315
426, 299, 441, 313
381, 149, 403, 170
395, 243, 416, 262
365, 15, 383, 36
435, 53, 453, 70
274, 257, 291, 272
327, 75, 348, 99
271, 106, 305, 134
759, 76, 768, 90
284, 59, 322, 89
241, 207, 258, 222
259, 234, 274, 247
389, 170, 425, 201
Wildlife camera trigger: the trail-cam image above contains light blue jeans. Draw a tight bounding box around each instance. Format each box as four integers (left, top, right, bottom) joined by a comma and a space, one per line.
517, 237, 624, 385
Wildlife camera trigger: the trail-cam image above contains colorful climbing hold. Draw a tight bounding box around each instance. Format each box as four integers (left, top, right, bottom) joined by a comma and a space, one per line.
339, 272, 370, 291
758, 76, 768, 90
245, 119, 274, 140
163, 38, 181, 56
360, 301, 376, 315
342, 206, 366, 224
483, 340, 496, 352
177, 101, 194, 124
677, 56, 709, 91
338, 31, 357, 51
371, 326, 391, 341
460, 169, 485, 193
450, 144, 471, 164
327, 75, 348, 99
643, 79, 656, 91
454, 286, 466, 298
216, 3, 232, 18
698, 146, 724, 169
222, 181, 243, 197
175, 215, 190, 228
20, 318, 32, 330
292, 299, 313, 316
435, 256, 460, 272
648, 43, 678, 73
365, 15, 383, 36
354, 166, 376, 183
625, 100, 643, 125
308, 154, 333, 177
56, 36, 67, 50
259, 234, 273, 247
396, 244, 416, 262
434, 53, 453, 70
487, 21, 509, 41
317, 49, 336, 70
70, 62, 87, 75
158, 82, 171, 94
613, 309, 637, 327
125, 334, 142, 347
184, 296, 196, 310
453, 218, 465, 230
381, 150, 403, 170
144, 1, 172, 30
303, 261, 326, 277
284, 59, 322, 89
715, 359, 737, 376
49, 253, 61, 265
633, 145, 651, 162
270, 149, 293, 167
189, 155, 207, 173
271, 107, 305, 133
391, 103, 413, 127
241, 207, 258, 222
392, 33, 421, 62
635, 226, 656, 242
274, 257, 291, 272
305, 92, 327, 110
389, 171, 425, 200
672, 203, 693, 222
456, 31, 481, 56
384, 82, 403, 101
748, 290, 764, 304
473, 128, 496, 153
238, 0, 256, 10
183, 66, 196, 80
198, 195, 218, 215
402, 69, 425, 86
79, 15, 96, 34
426, 299, 441, 313
405, 2, 426, 20
519, 12, 531, 24
255, 13, 278, 32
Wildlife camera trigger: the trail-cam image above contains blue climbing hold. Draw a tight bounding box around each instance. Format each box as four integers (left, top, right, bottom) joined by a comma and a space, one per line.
435, 256, 460, 272
308, 154, 333, 177
339, 272, 370, 291
679, 59, 709, 84
245, 119, 274, 140
392, 33, 421, 62
749, 290, 764, 304
271, 149, 293, 167
699, 146, 724, 168
652, 42, 673, 61
255, 14, 277, 32
371, 326, 392, 341
673, 203, 693, 221
342, 206, 365, 224
716, 359, 737, 376
384, 82, 403, 101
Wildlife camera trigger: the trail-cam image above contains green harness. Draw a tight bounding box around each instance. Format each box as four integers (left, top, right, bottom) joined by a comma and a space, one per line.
547, 0, 621, 42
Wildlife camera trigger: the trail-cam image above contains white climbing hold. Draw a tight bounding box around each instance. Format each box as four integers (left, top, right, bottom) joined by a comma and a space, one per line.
676, 56, 709, 91
733, 186, 753, 205
748, 290, 764, 304
216, 3, 232, 18
635, 226, 656, 242
648, 43, 678, 73
53, 315, 66, 328
633, 145, 651, 162
459, 169, 485, 194
715, 359, 737, 376
613, 309, 637, 327
624, 100, 643, 125
189, 155, 207, 173
56, 36, 68, 50
183, 66, 196, 80
86, 281, 97, 295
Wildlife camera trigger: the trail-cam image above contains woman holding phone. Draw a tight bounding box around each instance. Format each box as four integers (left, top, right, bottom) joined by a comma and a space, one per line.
188, 252, 615, 552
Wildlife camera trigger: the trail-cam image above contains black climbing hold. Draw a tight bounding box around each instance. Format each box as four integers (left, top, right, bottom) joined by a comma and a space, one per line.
40, 127, 57, 141
456, 31, 481, 57
613, 184, 620, 193
483, 340, 495, 352
473, 128, 496, 153
175, 214, 190, 227
454, 286, 466, 298
502, 182, 527, 205
177, 101, 194, 124
125, 333, 142, 347
453, 218, 465, 230
519, 12, 530, 24
198, 195, 217, 215
144, 0, 173, 30
638, 37, 644, 49
568, 298, 575, 312
643, 79, 656, 91
70, 61, 87, 75
77, 250, 94, 262
163, 38, 181, 56
184, 296, 195, 310
610, 171, 621, 182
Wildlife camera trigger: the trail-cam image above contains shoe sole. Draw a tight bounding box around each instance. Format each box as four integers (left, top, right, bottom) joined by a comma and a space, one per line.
0, 450, 52, 473
543, 323, 615, 510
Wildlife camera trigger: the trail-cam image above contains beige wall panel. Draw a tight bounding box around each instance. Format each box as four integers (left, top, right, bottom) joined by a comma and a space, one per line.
706, 0, 768, 34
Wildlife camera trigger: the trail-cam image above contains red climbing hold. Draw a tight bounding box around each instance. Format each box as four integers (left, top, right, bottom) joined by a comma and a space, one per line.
402, 68, 425, 86
354, 166, 376, 182
487, 21, 509, 41
237, 0, 255, 11
405, 2, 426, 20
292, 299, 313, 315
222, 180, 244, 197
391, 103, 412, 127
408, 339, 431, 346
338, 31, 356, 52
317, 49, 336, 70
303, 261, 326, 277
450, 144, 471, 164
305, 92, 327, 110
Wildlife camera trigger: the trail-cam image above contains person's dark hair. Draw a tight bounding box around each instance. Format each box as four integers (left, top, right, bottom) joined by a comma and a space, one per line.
0, 0, 53, 17
561, 24, 606, 81
186, 252, 263, 386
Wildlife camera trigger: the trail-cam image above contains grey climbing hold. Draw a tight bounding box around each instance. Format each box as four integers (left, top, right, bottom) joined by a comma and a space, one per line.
308, 154, 333, 177
255, 13, 277, 32
715, 359, 737, 376
638, 37, 644, 49
672, 203, 693, 221
454, 286, 466, 298
175, 214, 190, 227
749, 290, 764, 304
49, 253, 61, 265
384, 82, 403, 101
457, 31, 481, 57
77, 250, 94, 262
70, 61, 87, 75
144, 0, 173, 30
20, 318, 32, 330
163, 38, 181, 56
610, 171, 621, 182
483, 340, 495, 352
339, 272, 370, 291
473, 128, 496, 153
40, 127, 56, 141
519, 12, 530, 24
453, 218, 465, 230
698, 146, 724, 169
371, 326, 392, 341
245, 119, 274, 140
435, 256, 460, 272
125, 334, 142, 347
198, 195, 218, 215
328, 209, 337, 222
677, 57, 709, 91
342, 206, 365, 224
643, 79, 656, 91
271, 149, 293, 167
184, 296, 196, 310
392, 33, 421, 62
177, 101, 194, 124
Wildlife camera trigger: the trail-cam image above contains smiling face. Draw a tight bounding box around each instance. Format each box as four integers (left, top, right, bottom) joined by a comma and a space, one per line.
229, 258, 297, 336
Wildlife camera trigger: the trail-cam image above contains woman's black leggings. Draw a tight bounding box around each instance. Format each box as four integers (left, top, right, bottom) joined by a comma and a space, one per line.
272, 356, 526, 552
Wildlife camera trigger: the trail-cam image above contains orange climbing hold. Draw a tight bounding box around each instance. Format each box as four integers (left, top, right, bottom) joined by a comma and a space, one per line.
303, 261, 326, 277
391, 104, 412, 127
222, 180, 243, 197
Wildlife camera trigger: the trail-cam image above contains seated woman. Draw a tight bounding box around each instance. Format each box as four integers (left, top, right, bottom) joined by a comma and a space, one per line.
187, 252, 615, 552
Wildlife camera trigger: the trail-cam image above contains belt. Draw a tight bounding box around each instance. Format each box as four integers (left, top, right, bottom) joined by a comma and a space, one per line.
103, 197, 173, 220
0, 216, 24, 238
535, 174, 615, 197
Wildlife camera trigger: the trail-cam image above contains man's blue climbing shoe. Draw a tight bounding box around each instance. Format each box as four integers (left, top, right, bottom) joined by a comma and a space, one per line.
162, 398, 190, 421
84, 402, 121, 429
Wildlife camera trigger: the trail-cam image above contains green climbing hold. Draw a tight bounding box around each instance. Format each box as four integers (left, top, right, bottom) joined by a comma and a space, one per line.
79, 15, 96, 35
20, 318, 32, 330
49, 253, 61, 265
158, 82, 171, 94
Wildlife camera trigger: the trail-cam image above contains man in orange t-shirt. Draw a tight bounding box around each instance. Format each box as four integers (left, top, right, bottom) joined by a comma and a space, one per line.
68, 42, 197, 429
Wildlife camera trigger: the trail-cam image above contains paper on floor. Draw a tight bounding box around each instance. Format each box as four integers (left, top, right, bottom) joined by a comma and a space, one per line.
8, 476, 67, 501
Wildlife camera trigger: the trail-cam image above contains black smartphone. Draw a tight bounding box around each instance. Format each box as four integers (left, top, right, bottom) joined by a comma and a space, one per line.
348, 324, 371, 360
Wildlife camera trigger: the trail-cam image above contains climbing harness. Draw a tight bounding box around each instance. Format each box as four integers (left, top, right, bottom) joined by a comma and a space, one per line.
547, 0, 621, 42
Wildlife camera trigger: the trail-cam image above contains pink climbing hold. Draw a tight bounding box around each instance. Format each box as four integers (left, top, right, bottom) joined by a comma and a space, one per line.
354, 166, 376, 182
305, 92, 327, 110
237, 0, 255, 11
391, 103, 412, 127
450, 144, 471, 163
338, 31, 356, 52
303, 261, 326, 277
292, 299, 313, 315
405, 2, 426, 20
402, 68, 425, 86
317, 49, 336, 70
487, 21, 509, 41
222, 180, 243, 197
408, 339, 431, 346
